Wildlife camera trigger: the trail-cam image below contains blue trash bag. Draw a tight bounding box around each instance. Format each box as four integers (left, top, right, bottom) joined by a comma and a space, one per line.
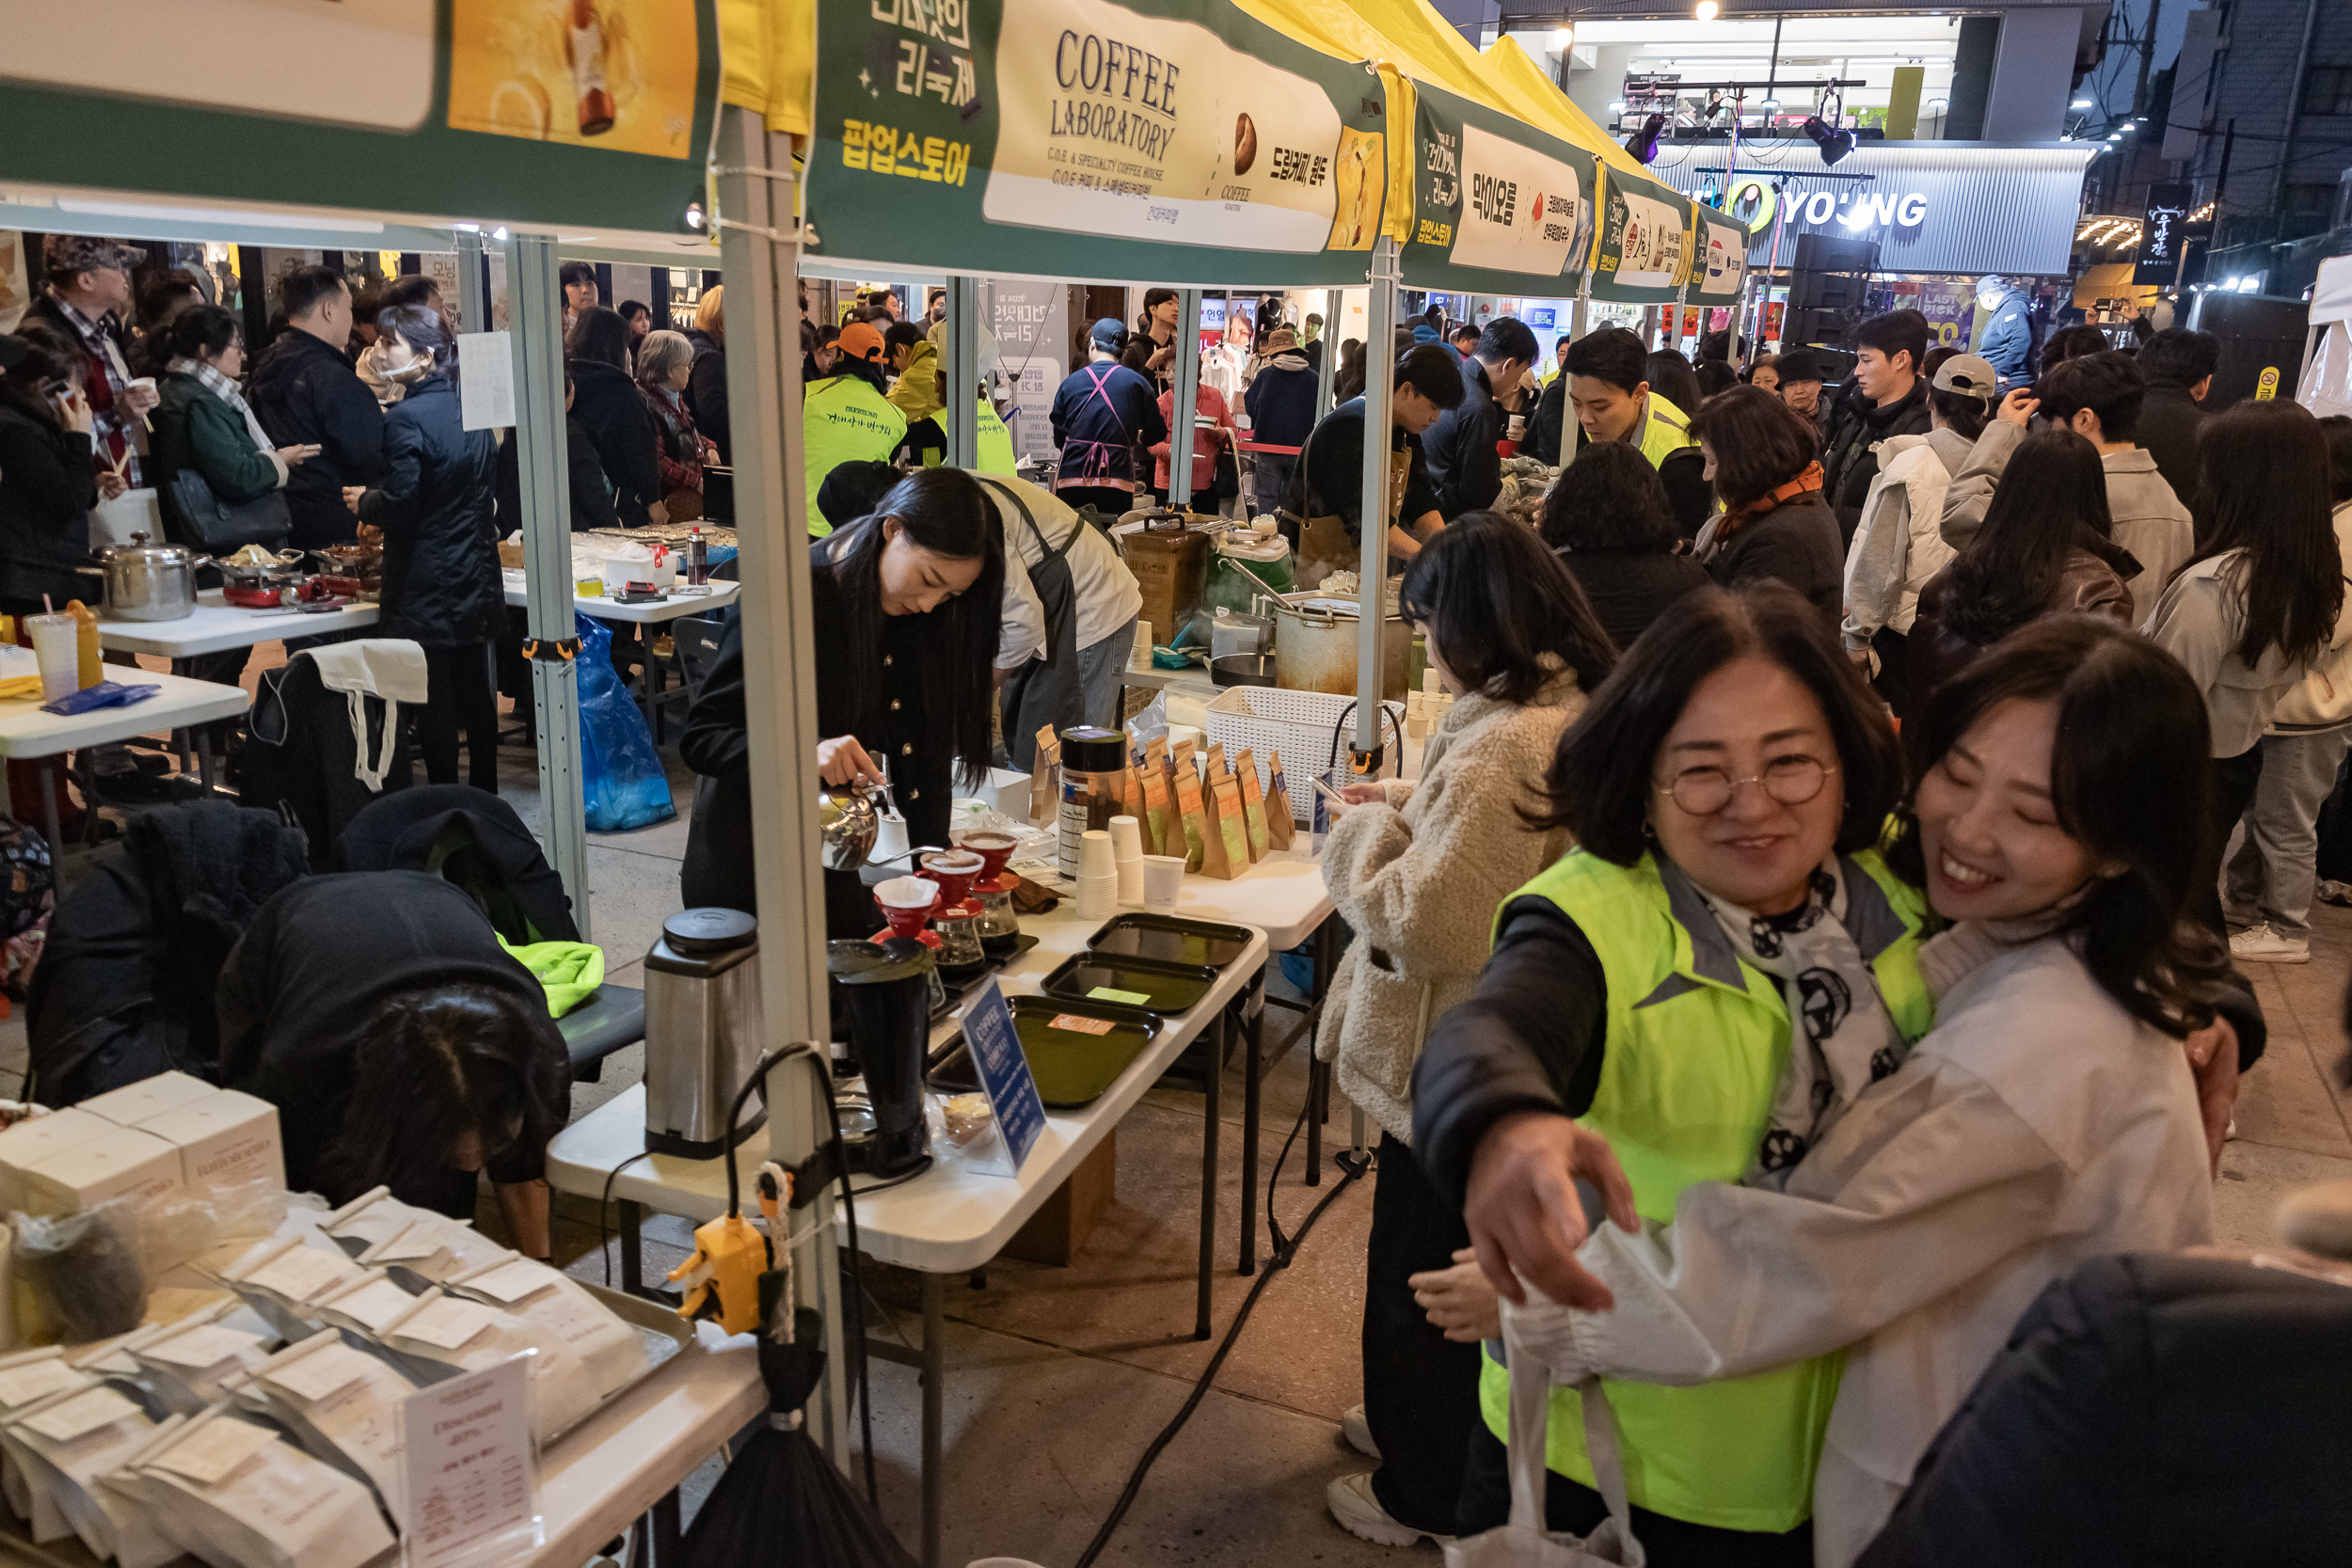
575, 611, 677, 832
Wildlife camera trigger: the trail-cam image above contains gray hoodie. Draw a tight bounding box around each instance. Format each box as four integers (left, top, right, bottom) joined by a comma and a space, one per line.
2100, 448, 2195, 625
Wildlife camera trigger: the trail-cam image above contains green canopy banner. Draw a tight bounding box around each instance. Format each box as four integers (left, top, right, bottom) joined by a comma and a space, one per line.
808, 0, 1396, 285
1400, 83, 1597, 297
1591, 164, 1693, 304
0, 0, 716, 237
1691, 206, 1749, 302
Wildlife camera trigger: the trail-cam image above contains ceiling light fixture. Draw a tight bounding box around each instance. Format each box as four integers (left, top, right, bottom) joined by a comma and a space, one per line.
1695, 0, 1720, 20
1625, 113, 1667, 163
1803, 113, 1855, 166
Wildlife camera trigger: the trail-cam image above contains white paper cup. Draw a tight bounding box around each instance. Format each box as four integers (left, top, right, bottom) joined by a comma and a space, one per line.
25, 613, 78, 701
1080, 828, 1116, 879
1117, 864, 1144, 907
1075, 872, 1119, 920
1107, 815, 1144, 861
1142, 855, 1185, 913
1165, 723, 1204, 752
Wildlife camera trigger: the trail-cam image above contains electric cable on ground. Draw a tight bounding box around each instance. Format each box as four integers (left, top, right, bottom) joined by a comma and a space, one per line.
1069, 1091, 1373, 1568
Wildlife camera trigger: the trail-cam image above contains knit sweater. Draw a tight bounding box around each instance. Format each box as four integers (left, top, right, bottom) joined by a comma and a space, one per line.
1313, 662, 1583, 1142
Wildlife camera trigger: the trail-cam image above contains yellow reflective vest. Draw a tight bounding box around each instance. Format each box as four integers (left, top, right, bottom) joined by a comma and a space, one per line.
802, 373, 907, 536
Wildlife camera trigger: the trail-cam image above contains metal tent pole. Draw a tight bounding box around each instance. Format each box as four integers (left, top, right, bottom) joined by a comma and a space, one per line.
712, 104, 848, 1463
1169, 288, 1202, 509
505, 234, 591, 937
1353, 239, 1400, 761
1318, 288, 1340, 416
454, 229, 487, 334
947, 276, 979, 467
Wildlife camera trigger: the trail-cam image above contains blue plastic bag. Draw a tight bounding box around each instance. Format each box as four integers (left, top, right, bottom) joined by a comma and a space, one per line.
575, 612, 676, 832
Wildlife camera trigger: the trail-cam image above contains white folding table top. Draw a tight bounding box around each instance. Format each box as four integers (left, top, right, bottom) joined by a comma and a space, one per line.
0, 649, 249, 760
503, 574, 740, 625
95, 592, 381, 657
548, 900, 1268, 1275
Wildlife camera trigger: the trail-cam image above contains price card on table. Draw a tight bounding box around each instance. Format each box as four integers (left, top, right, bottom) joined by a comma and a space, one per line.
961, 977, 1047, 1174
398, 1354, 541, 1568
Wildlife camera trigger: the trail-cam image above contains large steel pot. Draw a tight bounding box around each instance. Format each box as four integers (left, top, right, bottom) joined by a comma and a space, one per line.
80, 531, 203, 621
1268, 593, 1411, 700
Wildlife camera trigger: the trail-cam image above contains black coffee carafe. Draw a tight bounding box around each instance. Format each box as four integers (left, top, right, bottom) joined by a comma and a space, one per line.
826, 938, 935, 1177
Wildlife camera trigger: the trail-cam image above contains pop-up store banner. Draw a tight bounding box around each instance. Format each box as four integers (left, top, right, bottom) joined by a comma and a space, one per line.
0, 0, 718, 240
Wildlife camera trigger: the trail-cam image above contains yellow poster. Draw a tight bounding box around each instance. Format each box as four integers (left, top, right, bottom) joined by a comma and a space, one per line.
448, 0, 699, 158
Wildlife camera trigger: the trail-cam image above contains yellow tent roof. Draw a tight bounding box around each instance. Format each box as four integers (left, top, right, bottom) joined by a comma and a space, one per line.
1480, 37, 1648, 180
719, 0, 815, 137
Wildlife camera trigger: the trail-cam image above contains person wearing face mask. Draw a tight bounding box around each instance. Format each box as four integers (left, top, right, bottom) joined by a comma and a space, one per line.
356, 275, 445, 406
1312, 517, 1616, 1548
1563, 328, 1710, 538
678, 467, 1007, 932
342, 305, 503, 792
1283, 343, 1463, 585
1436, 616, 2253, 1567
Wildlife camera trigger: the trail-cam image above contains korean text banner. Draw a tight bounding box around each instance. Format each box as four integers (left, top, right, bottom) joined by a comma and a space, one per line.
1691, 208, 1747, 301
1401, 84, 1597, 295
809, 0, 1395, 285
1591, 165, 1692, 303
0, 0, 716, 238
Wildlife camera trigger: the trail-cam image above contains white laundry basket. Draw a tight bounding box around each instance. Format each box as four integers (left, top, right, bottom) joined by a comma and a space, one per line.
1203, 686, 1402, 824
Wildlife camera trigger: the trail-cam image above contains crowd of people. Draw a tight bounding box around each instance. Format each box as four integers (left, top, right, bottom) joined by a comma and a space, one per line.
1281, 301, 2347, 1565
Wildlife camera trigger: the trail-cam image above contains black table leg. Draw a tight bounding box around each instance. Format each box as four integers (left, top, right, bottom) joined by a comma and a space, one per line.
921, 1271, 945, 1568
1306, 915, 1340, 1184
1196, 1007, 1222, 1341
1240, 971, 1263, 1275
650, 1489, 682, 1566
618, 1198, 644, 1295
38, 761, 62, 861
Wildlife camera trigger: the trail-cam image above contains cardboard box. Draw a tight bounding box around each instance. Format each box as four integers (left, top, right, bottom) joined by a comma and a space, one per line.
0, 1109, 117, 1212
18, 1126, 184, 1215
136, 1091, 285, 1195
77, 1071, 216, 1128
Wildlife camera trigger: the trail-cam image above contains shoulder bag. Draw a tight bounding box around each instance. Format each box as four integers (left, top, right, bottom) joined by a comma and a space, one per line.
163, 466, 291, 556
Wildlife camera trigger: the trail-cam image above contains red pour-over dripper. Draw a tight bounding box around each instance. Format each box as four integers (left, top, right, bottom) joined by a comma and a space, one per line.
958, 831, 1019, 893
917, 848, 987, 919
872, 876, 943, 948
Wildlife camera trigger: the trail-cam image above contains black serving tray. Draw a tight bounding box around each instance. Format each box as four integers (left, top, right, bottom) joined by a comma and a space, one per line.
1039, 951, 1219, 1015
927, 995, 1164, 1108
1086, 912, 1253, 970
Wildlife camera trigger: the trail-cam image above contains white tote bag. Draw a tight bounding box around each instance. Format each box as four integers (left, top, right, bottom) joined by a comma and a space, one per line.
1443, 1310, 1646, 1568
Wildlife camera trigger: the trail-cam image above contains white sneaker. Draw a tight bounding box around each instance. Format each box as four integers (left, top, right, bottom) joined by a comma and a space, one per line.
1327, 1472, 1451, 1547
2230, 924, 2311, 964
1341, 1404, 1380, 1459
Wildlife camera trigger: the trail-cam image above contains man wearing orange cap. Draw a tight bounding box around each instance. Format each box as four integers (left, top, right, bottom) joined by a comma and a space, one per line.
801, 320, 907, 535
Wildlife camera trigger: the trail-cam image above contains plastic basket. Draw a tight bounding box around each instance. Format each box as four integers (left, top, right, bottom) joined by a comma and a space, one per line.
1203, 687, 1403, 823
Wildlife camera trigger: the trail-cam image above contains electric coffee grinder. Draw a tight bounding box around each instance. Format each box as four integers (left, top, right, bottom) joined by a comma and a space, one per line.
827, 938, 935, 1177
643, 909, 767, 1158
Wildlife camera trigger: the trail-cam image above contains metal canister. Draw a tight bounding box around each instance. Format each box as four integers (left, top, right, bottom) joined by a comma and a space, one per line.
1057, 726, 1128, 881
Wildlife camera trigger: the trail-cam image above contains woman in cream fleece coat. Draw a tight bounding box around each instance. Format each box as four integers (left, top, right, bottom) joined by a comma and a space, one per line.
1315, 515, 1618, 1548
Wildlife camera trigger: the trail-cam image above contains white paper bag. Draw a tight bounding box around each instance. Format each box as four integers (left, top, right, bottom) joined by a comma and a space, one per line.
375, 1289, 601, 1441
0, 1382, 173, 1566
445, 1254, 648, 1399
239, 1333, 421, 1515
122, 1409, 396, 1568
88, 487, 163, 552
1441, 1303, 1646, 1568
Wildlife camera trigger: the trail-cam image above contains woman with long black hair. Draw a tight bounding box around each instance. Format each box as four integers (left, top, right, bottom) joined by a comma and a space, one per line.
680, 467, 1006, 932
343, 303, 503, 791
566, 303, 664, 527
1906, 429, 2137, 699
2143, 399, 2344, 936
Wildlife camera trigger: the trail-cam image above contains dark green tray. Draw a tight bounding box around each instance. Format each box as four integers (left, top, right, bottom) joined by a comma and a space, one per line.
1087, 913, 1254, 970
1041, 951, 1220, 1016
928, 995, 1163, 1108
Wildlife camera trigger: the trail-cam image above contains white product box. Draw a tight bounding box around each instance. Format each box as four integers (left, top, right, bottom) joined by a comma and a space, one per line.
136, 1091, 284, 1195
77, 1071, 217, 1128
0, 1110, 117, 1212
18, 1126, 184, 1215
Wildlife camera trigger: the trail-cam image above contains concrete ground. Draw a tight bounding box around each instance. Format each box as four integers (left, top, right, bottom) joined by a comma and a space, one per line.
5, 660, 2349, 1567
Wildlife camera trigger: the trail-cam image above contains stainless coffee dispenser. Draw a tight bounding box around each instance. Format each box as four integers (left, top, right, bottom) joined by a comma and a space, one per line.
644, 908, 767, 1158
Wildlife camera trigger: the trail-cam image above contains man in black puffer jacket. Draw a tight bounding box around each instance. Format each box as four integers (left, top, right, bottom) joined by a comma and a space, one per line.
246, 265, 387, 549
1421, 316, 1535, 518
1820, 311, 1931, 547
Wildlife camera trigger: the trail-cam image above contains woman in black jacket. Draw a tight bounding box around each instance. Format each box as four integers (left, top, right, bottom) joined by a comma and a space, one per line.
684, 286, 729, 466
343, 305, 502, 791
1540, 442, 1709, 650
1688, 386, 1843, 625
566, 305, 664, 528
679, 467, 1005, 931
0, 327, 110, 616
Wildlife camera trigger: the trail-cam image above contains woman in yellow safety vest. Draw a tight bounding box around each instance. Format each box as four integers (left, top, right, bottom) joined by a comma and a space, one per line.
800, 321, 906, 535
1409, 582, 1928, 1565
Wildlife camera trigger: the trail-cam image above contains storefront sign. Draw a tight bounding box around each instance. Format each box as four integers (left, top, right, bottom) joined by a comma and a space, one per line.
1654, 145, 2094, 278
0, 0, 716, 237
2135, 182, 2192, 286
985, 277, 1067, 460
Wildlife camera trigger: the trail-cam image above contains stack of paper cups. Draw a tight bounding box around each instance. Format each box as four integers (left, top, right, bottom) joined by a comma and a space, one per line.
1108, 815, 1145, 907
1130, 620, 1154, 673
1076, 829, 1119, 919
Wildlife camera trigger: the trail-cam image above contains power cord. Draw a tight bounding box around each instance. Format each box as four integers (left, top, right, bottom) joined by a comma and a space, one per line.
1068, 1096, 1373, 1568
598, 1150, 654, 1291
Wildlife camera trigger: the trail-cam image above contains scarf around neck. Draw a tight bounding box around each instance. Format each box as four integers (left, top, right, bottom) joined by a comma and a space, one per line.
1692, 857, 1909, 1186
168, 356, 277, 459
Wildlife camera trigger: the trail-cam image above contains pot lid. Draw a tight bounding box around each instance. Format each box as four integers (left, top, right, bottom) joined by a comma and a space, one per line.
662, 907, 757, 954
100, 531, 194, 562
